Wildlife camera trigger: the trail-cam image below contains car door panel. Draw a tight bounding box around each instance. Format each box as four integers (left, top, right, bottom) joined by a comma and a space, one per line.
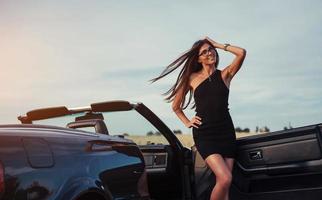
141, 145, 169, 174
139, 144, 182, 200
238, 133, 321, 167
192, 124, 322, 200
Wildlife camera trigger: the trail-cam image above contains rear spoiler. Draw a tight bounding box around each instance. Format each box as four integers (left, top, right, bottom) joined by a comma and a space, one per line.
18, 100, 135, 124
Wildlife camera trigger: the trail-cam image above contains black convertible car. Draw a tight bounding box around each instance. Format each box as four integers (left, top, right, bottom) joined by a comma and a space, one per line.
0, 100, 321, 200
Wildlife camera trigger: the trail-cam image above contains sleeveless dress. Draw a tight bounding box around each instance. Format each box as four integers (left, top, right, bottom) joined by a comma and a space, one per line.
192, 69, 237, 159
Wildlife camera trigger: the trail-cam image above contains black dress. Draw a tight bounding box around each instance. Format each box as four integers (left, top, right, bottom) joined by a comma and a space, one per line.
192, 69, 237, 160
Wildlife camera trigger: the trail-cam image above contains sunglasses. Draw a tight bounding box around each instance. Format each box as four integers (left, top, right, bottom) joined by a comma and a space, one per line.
198, 46, 216, 57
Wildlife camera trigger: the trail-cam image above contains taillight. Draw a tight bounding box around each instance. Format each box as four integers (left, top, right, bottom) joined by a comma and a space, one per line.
0, 161, 4, 194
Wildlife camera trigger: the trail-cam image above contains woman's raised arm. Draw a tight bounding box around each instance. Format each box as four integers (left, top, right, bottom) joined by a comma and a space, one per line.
205, 36, 246, 81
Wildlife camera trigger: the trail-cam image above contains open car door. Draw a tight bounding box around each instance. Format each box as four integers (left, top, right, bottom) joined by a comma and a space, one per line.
192, 123, 322, 200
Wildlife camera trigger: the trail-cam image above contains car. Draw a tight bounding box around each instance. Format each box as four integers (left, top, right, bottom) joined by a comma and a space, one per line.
0, 100, 322, 200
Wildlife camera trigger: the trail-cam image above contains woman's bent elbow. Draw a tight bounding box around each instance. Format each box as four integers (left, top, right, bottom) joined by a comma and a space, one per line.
172, 106, 181, 113
235, 48, 246, 57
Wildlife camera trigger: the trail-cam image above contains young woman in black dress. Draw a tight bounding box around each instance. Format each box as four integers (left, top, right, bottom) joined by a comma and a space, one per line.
150, 36, 246, 200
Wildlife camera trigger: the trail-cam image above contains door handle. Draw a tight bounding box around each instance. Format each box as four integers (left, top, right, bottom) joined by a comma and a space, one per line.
249, 150, 263, 160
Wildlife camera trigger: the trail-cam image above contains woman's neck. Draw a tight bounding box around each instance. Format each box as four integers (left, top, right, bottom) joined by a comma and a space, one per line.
201, 65, 216, 75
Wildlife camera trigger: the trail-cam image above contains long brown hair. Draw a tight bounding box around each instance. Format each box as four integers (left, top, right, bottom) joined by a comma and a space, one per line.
149, 39, 219, 110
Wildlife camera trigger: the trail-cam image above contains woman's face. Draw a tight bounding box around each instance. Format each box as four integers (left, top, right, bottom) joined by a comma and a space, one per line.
198, 43, 217, 66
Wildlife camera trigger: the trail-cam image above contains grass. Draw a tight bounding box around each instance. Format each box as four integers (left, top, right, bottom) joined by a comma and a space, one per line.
126, 132, 267, 148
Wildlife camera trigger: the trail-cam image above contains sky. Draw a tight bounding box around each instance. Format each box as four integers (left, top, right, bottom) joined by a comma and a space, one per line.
0, 0, 321, 134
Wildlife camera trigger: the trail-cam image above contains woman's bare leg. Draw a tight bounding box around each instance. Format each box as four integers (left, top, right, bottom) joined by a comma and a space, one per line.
224, 158, 234, 172
223, 158, 234, 200
205, 154, 232, 200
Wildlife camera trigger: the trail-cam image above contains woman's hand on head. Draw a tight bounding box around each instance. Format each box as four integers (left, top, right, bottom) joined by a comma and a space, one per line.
185, 116, 202, 128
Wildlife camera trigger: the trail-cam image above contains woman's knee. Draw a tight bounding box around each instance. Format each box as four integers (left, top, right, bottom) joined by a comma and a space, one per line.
216, 172, 232, 188
205, 154, 233, 188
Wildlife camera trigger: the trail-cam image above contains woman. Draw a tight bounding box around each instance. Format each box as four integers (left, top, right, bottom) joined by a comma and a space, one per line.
150, 36, 246, 200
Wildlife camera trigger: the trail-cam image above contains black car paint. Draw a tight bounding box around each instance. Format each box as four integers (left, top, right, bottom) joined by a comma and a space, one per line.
0, 125, 145, 200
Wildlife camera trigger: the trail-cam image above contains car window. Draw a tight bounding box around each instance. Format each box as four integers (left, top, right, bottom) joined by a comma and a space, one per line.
101, 111, 169, 145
